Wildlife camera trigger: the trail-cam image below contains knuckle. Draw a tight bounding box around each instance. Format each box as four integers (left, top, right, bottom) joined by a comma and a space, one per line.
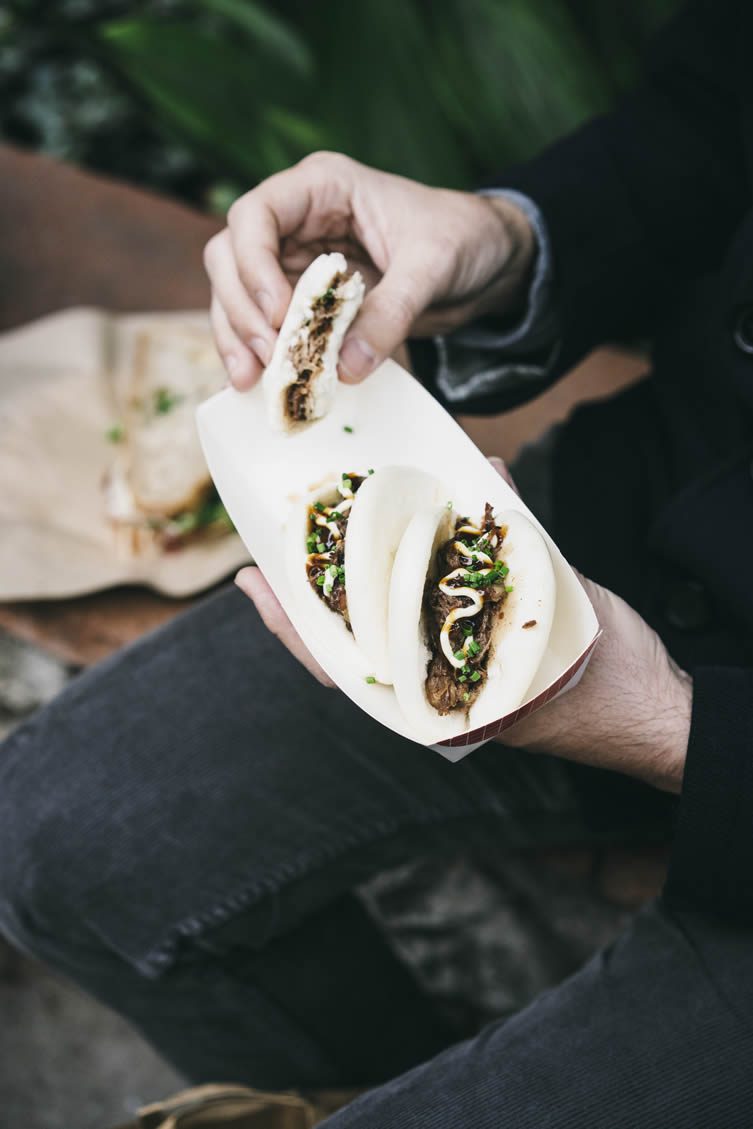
431, 230, 460, 265
209, 307, 231, 347
202, 230, 225, 274
235, 257, 259, 296
299, 149, 350, 177
226, 190, 252, 228
376, 287, 416, 329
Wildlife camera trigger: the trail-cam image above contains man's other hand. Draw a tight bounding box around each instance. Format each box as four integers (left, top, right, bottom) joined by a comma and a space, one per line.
499, 575, 692, 796
234, 562, 691, 796
204, 152, 535, 389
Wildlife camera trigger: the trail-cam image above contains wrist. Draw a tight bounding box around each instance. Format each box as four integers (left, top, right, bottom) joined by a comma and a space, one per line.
646, 665, 692, 795
481, 194, 537, 316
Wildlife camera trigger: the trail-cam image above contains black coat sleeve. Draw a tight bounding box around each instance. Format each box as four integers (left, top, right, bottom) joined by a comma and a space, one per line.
459, 0, 748, 408
664, 668, 753, 922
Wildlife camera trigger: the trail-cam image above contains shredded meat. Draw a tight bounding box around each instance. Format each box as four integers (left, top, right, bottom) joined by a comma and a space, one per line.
305, 474, 365, 627
286, 272, 347, 421
424, 503, 508, 715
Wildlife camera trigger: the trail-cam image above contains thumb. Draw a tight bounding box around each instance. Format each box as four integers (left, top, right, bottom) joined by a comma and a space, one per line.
338, 256, 435, 383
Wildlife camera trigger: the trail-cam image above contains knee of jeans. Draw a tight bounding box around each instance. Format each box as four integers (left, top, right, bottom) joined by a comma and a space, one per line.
0, 721, 85, 958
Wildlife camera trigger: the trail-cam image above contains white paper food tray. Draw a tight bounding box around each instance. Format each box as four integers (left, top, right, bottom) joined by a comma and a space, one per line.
197, 360, 599, 761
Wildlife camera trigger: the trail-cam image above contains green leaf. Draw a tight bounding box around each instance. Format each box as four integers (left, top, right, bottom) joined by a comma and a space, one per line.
99, 18, 326, 181
295, 0, 469, 186
428, 0, 611, 168
199, 0, 314, 79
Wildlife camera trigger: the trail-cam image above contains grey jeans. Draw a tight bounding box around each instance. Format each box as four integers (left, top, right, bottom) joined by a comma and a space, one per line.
1, 438, 750, 1126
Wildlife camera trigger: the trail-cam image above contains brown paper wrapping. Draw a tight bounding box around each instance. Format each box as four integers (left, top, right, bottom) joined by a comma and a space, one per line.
0, 308, 249, 601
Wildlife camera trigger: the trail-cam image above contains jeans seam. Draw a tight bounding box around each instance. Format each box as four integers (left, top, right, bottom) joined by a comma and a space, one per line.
138, 803, 482, 976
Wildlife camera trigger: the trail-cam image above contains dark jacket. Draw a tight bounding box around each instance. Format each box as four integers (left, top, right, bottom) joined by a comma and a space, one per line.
427, 0, 753, 924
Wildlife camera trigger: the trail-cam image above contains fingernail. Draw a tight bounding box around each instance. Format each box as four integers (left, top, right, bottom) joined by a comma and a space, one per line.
249, 336, 271, 366
234, 569, 251, 592
340, 337, 376, 382
255, 290, 274, 323
225, 353, 240, 376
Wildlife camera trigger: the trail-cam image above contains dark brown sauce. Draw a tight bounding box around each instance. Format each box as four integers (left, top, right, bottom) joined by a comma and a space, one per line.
286, 273, 347, 421
424, 503, 509, 715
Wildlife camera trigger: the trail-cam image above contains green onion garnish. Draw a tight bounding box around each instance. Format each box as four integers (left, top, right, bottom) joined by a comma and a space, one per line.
153, 387, 183, 415
365, 675, 376, 684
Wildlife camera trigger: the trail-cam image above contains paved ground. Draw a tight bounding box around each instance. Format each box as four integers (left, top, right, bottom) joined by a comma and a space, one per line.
0, 628, 636, 1129
0, 631, 183, 1129
0, 943, 183, 1129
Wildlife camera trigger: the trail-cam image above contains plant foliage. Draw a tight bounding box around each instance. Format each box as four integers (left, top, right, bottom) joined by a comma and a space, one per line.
0, 0, 680, 205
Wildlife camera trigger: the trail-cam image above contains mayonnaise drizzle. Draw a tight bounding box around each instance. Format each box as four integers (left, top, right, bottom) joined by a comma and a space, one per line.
437, 525, 501, 669
305, 477, 356, 584
322, 565, 338, 597
310, 495, 353, 541
439, 569, 484, 668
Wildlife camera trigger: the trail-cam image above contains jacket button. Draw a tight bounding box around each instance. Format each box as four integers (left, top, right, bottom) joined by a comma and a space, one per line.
733, 306, 753, 354
664, 580, 711, 631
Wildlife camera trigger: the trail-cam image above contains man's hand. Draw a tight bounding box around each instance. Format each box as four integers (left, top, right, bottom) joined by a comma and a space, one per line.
235, 565, 335, 689
204, 151, 535, 389
236, 563, 691, 794
235, 455, 692, 795
499, 575, 692, 795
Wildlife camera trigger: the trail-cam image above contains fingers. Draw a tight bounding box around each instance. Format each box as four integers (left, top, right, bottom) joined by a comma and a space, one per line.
339, 252, 437, 384
235, 567, 336, 688
205, 230, 277, 385
487, 455, 520, 495
209, 297, 263, 389
226, 166, 319, 328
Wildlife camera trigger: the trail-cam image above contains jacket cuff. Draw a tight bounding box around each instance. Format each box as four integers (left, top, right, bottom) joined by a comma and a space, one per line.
664, 666, 753, 921
431, 190, 561, 411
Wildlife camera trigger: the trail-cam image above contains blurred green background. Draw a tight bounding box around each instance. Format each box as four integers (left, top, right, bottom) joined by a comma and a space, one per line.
0, 0, 679, 213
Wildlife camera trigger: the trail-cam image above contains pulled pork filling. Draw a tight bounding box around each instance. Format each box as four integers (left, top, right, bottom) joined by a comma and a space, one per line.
286, 272, 348, 421
305, 472, 367, 627
424, 503, 510, 715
